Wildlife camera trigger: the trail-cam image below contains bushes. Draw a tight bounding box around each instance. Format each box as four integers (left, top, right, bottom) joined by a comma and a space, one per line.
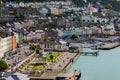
28, 65, 44, 71
37, 58, 46, 61
71, 34, 79, 39
23, 40, 29, 44
30, 44, 39, 50
15, 14, 26, 19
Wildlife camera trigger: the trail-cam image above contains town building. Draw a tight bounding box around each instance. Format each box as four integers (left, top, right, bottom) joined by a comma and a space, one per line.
39, 40, 68, 51
0, 32, 17, 58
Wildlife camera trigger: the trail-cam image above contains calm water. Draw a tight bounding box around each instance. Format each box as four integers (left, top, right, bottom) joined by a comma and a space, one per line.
67, 47, 120, 80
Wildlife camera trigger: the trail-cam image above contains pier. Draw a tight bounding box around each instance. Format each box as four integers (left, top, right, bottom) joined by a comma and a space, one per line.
80, 51, 99, 56
98, 42, 120, 50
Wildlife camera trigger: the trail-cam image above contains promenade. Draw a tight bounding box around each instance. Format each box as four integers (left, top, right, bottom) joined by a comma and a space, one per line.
39, 52, 80, 79
46, 52, 77, 72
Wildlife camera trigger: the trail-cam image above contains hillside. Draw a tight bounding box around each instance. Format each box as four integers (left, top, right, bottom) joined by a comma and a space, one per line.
72, 0, 120, 12
2, 0, 120, 12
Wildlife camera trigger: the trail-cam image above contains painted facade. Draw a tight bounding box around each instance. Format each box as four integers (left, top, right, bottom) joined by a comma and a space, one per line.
12, 35, 17, 51
19, 32, 23, 44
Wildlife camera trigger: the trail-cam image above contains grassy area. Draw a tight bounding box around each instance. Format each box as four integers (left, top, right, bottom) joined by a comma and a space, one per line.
37, 58, 46, 61
46, 52, 60, 62
27, 65, 45, 71
37, 52, 60, 62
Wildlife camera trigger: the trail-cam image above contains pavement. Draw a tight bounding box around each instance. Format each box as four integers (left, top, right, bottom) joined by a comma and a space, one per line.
46, 52, 76, 73
3, 44, 34, 71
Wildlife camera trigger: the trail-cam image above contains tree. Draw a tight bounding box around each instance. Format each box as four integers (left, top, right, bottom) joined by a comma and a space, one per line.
14, 14, 26, 20
46, 13, 52, 17
29, 44, 37, 50
45, 22, 52, 28
0, 20, 8, 25
0, 59, 8, 72
23, 40, 29, 44
50, 55, 54, 61
72, 0, 84, 6
71, 34, 79, 39
19, 14, 26, 19
14, 15, 19, 19
43, 38, 51, 42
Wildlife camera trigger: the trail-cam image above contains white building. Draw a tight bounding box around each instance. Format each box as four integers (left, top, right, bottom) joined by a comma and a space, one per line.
0, 36, 12, 58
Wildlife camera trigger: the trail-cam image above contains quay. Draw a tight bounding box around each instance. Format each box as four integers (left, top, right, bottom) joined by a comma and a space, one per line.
98, 42, 120, 50
80, 51, 99, 56
29, 71, 81, 80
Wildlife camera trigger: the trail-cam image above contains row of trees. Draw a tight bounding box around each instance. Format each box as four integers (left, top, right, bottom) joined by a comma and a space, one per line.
0, 20, 8, 25
14, 14, 26, 19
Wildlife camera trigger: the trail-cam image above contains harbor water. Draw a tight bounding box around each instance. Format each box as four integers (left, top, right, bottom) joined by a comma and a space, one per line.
67, 47, 120, 80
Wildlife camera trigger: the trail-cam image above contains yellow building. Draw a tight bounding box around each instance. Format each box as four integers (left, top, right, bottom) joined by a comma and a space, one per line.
102, 30, 116, 35
54, 9, 62, 15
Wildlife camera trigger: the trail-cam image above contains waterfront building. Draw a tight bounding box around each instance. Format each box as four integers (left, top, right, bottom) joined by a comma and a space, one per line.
39, 40, 68, 51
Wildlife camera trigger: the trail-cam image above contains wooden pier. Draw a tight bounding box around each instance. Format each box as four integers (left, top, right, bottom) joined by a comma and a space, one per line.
80, 51, 99, 56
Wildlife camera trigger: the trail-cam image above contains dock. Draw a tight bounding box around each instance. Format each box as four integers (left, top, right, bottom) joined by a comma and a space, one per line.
98, 42, 120, 50
80, 51, 99, 56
